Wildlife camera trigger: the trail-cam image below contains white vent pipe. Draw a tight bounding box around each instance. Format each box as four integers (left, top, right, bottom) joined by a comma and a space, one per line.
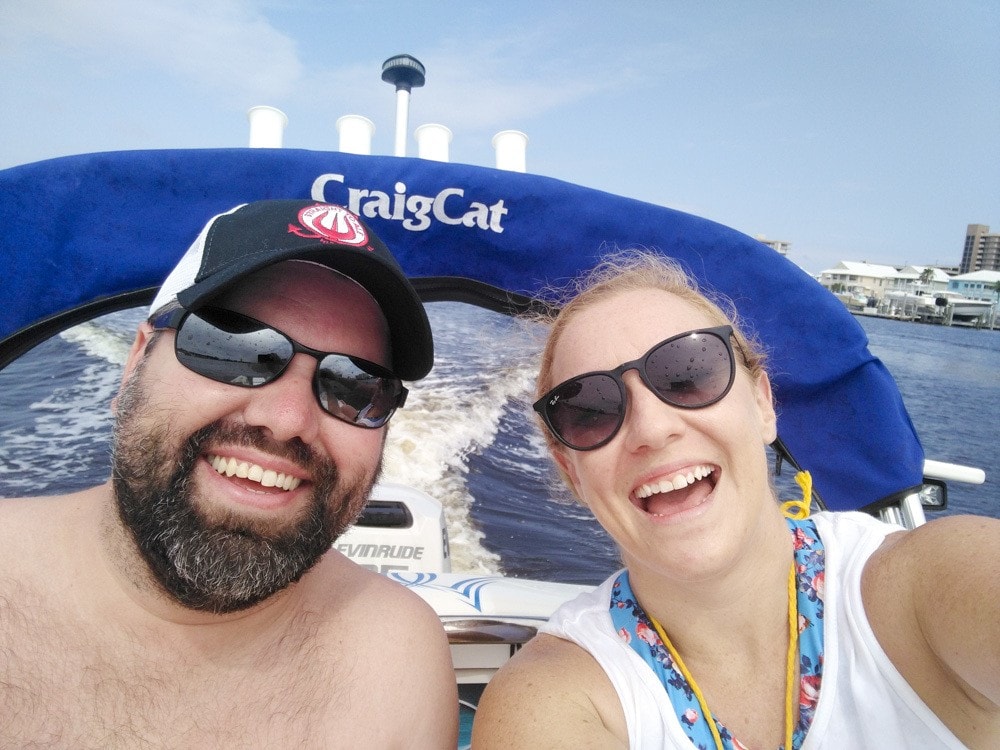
336, 115, 376, 155
247, 106, 288, 148
392, 89, 412, 156
415, 123, 452, 162
492, 130, 528, 172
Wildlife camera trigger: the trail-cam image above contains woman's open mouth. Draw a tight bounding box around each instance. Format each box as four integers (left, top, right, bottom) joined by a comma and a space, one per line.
632, 464, 717, 518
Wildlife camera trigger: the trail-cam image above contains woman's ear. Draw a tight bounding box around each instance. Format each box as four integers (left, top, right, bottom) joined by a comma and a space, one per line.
552, 447, 587, 506
754, 369, 778, 445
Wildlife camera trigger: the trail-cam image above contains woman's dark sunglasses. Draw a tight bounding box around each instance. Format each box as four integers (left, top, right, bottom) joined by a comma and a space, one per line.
533, 326, 737, 451
151, 307, 407, 429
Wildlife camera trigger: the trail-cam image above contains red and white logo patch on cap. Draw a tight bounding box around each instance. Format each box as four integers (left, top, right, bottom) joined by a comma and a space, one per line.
289, 204, 370, 247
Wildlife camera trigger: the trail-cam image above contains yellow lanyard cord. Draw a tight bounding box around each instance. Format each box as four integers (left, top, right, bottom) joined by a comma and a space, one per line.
648, 565, 797, 750
783, 561, 798, 750
647, 614, 726, 750
780, 470, 813, 520
646, 470, 812, 750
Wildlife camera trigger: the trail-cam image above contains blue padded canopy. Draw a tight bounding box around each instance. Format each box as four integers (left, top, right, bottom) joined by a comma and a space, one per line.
0, 148, 924, 511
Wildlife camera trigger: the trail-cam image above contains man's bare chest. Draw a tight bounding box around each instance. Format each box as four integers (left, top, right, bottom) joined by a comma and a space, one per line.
0, 587, 344, 747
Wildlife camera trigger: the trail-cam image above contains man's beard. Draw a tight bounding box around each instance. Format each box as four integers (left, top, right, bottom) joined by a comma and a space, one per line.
110, 364, 379, 614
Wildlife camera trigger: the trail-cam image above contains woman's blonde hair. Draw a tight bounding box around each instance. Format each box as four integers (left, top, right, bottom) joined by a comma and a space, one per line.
533, 249, 768, 455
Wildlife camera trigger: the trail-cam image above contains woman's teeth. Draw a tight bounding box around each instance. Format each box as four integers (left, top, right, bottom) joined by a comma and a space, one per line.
635, 465, 714, 499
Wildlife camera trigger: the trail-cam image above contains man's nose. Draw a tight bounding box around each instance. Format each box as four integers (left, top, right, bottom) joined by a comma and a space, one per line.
240, 353, 321, 445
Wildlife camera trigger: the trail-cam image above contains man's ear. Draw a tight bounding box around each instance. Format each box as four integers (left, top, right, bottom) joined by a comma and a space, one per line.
113, 322, 155, 414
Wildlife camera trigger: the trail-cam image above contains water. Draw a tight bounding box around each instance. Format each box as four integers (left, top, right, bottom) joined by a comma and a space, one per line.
1, 306, 997, 586
853, 315, 1000, 486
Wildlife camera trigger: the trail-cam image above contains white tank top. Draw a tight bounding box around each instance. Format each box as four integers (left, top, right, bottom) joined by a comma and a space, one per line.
541, 511, 967, 749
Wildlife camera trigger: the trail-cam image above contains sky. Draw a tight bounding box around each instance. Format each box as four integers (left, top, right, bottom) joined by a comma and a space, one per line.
1, 1, 997, 275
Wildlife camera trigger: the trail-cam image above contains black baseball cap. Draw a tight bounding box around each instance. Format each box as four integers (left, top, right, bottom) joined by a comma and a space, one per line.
149, 200, 433, 380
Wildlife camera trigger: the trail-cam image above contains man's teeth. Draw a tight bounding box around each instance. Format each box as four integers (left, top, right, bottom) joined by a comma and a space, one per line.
636, 465, 714, 499
207, 454, 302, 491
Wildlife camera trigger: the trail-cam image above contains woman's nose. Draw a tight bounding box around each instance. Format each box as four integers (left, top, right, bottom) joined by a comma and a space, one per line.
619, 370, 686, 453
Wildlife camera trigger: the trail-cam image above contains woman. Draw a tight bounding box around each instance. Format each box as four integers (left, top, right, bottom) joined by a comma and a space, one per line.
472, 252, 999, 749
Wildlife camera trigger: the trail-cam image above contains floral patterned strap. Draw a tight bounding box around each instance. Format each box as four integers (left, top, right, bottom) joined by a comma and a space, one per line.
608, 517, 825, 749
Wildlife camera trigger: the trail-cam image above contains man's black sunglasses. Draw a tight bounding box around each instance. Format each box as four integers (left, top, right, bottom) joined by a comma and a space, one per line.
152, 307, 407, 428
533, 326, 737, 451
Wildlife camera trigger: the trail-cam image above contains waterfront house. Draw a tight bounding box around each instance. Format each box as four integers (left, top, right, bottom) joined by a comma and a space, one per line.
896, 265, 951, 295
948, 270, 1000, 302
818, 261, 899, 302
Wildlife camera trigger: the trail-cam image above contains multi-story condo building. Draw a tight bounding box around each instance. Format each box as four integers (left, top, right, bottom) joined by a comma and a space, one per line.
960, 224, 1000, 273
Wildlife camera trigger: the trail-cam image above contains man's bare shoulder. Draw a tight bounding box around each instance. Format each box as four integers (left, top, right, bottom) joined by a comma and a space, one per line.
0, 489, 99, 565
0, 487, 100, 518
297, 553, 453, 669
0, 493, 64, 520
293, 553, 459, 745
303, 551, 445, 625
473, 633, 628, 749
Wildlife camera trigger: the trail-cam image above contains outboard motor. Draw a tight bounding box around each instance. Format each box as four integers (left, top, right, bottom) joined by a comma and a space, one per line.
335, 482, 451, 574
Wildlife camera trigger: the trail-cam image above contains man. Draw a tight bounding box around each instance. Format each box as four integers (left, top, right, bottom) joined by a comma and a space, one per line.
0, 200, 458, 747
